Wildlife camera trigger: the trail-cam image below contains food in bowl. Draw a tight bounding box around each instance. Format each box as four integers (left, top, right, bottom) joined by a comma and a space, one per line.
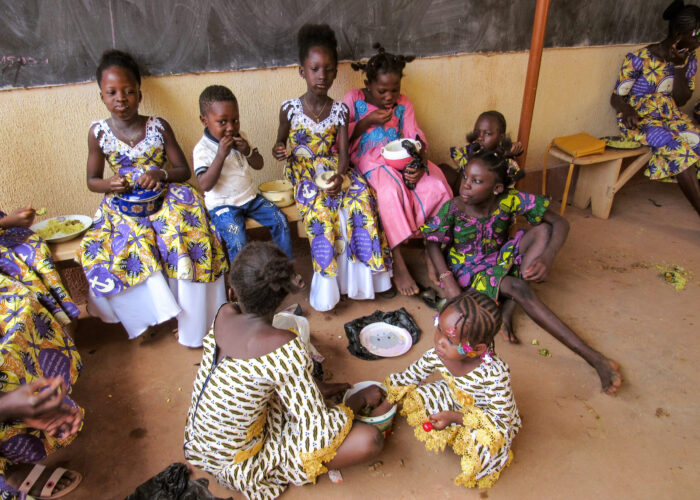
36, 218, 83, 240
259, 180, 294, 207
343, 381, 397, 437
381, 139, 421, 169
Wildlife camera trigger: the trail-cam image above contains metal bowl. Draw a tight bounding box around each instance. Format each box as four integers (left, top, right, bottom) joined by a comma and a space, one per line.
115, 187, 165, 217
259, 180, 294, 207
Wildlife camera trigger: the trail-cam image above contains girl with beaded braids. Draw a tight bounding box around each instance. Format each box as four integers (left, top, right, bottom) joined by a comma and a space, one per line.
380, 290, 521, 489
610, 0, 700, 216
272, 25, 392, 312
185, 241, 386, 499
343, 44, 453, 296
421, 147, 622, 395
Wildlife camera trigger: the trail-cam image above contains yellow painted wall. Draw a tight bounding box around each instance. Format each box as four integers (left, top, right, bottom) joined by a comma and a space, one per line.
2, 44, 696, 217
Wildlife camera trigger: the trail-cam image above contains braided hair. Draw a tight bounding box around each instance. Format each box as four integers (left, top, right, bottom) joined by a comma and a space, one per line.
297, 24, 338, 64
96, 49, 141, 87
199, 85, 237, 116
663, 0, 700, 36
466, 143, 525, 186
441, 290, 502, 351
466, 110, 513, 150
228, 241, 296, 316
351, 43, 415, 82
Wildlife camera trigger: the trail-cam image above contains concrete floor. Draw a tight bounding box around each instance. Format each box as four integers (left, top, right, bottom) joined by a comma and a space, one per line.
48, 175, 698, 499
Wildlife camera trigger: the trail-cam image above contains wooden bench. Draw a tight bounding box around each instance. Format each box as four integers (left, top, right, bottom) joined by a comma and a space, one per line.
49, 204, 303, 264
542, 145, 652, 219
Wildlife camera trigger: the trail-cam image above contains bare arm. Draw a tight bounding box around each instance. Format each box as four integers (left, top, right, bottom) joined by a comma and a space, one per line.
272, 106, 291, 161
86, 125, 128, 194
522, 209, 569, 281
426, 240, 462, 298
159, 119, 191, 183
672, 65, 693, 106
610, 93, 640, 129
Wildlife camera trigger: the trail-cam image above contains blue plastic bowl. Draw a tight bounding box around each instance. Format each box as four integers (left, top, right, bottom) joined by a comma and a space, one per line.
115, 187, 165, 217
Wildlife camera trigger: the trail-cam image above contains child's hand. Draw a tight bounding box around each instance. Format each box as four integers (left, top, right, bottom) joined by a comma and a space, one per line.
217, 135, 235, 158
510, 141, 524, 156
0, 377, 65, 421
428, 411, 461, 430
620, 107, 640, 130
669, 40, 690, 66
324, 173, 344, 197
272, 142, 290, 161
365, 108, 393, 126
1, 206, 36, 228
109, 175, 129, 193
358, 384, 386, 409
136, 170, 165, 190
403, 166, 425, 185
522, 254, 554, 282
232, 135, 251, 156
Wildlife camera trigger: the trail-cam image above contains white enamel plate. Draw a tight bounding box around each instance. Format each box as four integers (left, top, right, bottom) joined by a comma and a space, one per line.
359, 322, 413, 357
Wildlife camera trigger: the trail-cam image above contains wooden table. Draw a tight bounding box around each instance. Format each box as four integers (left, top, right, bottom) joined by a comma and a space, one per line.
49, 204, 303, 263
542, 145, 652, 219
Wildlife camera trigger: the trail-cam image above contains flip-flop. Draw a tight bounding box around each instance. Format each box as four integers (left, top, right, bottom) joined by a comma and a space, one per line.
18, 464, 82, 499
417, 284, 440, 310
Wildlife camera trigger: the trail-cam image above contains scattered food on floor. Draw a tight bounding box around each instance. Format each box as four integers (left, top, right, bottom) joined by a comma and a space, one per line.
531, 339, 539, 345
656, 265, 690, 291
368, 461, 383, 472
538, 348, 551, 357
655, 407, 671, 418
328, 469, 343, 483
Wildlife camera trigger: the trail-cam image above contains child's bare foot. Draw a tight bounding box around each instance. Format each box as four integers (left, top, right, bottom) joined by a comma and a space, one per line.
498, 322, 520, 344
595, 358, 622, 395
392, 247, 419, 295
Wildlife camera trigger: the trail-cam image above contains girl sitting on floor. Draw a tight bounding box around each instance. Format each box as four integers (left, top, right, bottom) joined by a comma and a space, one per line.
272, 25, 392, 312
343, 44, 453, 296
381, 291, 520, 489
422, 147, 622, 394
184, 241, 385, 500
80, 50, 228, 347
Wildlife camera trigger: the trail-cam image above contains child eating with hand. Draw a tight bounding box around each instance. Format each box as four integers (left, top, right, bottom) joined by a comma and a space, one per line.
194, 85, 295, 266
382, 291, 520, 489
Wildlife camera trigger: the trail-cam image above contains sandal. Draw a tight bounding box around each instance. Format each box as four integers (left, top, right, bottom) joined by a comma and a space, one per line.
377, 286, 397, 299
18, 464, 82, 499
417, 284, 440, 310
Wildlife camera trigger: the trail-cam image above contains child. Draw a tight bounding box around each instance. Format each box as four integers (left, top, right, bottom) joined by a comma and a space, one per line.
80, 50, 228, 347
383, 291, 520, 489
272, 25, 392, 312
343, 45, 453, 296
194, 85, 294, 265
447, 111, 524, 195
184, 241, 385, 499
422, 147, 622, 394
0, 207, 84, 498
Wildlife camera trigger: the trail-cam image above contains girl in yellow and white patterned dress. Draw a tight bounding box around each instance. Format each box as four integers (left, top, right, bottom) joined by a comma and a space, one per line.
81, 50, 227, 347
383, 291, 520, 489
184, 241, 385, 500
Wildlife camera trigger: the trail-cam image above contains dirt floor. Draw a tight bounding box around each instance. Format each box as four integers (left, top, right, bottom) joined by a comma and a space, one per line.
48, 174, 698, 499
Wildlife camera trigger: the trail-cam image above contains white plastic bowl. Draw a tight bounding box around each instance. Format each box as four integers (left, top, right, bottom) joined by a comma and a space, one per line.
343, 380, 397, 436
381, 139, 421, 160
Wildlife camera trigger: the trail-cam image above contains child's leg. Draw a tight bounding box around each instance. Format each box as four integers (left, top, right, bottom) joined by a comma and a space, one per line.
392, 244, 419, 295
244, 195, 294, 259
499, 275, 622, 394
209, 205, 248, 264
675, 165, 700, 216
500, 224, 551, 343
324, 422, 384, 469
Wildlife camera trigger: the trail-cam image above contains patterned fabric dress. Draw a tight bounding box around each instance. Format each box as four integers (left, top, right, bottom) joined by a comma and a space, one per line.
614, 47, 700, 181
343, 89, 453, 248
421, 191, 549, 299
384, 349, 520, 488
0, 213, 80, 326
0, 270, 82, 498
184, 328, 353, 500
282, 99, 391, 311
79, 117, 228, 346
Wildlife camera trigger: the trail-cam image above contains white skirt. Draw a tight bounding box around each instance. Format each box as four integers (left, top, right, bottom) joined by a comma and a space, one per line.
87, 271, 226, 347
309, 208, 392, 312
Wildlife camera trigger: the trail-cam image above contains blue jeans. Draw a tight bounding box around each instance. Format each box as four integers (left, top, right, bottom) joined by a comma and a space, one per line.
209, 195, 293, 263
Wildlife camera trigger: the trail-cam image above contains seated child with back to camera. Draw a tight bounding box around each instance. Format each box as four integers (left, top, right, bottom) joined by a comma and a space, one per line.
194, 85, 295, 266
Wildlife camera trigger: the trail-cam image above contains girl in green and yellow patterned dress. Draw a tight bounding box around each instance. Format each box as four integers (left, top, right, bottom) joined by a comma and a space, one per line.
422, 147, 622, 395
272, 24, 391, 312
184, 241, 385, 500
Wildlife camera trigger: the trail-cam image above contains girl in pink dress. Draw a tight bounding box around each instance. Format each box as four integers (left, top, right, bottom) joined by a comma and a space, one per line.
343, 45, 452, 296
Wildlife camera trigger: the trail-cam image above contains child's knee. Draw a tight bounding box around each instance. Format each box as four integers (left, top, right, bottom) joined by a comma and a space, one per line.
503, 277, 534, 302
358, 424, 384, 458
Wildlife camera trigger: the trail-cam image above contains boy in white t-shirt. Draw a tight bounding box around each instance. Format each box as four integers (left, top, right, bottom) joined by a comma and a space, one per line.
194, 85, 293, 264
